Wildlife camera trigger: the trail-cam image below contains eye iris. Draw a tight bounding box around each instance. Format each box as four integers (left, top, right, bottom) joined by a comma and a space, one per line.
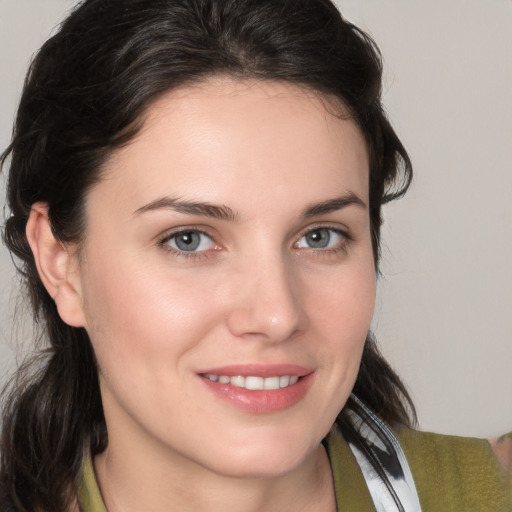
174, 231, 201, 251
306, 229, 330, 248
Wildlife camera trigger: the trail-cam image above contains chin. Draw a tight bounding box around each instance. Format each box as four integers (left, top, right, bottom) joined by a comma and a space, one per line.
207, 451, 311, 479
197, 425, 324, 479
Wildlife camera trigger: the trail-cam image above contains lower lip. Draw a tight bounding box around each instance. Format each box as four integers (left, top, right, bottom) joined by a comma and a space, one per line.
199, 373, 314, 414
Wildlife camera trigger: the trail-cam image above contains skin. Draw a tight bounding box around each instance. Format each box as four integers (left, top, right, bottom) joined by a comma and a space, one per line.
28, 79, 375, 512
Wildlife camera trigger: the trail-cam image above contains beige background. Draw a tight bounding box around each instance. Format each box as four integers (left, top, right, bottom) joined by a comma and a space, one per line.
0, 0, 511, 438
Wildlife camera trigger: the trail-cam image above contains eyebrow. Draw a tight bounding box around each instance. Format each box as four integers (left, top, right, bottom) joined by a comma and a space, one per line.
134, 197, 239, 221
301, 193, 367, 218
134, 192, 366, 221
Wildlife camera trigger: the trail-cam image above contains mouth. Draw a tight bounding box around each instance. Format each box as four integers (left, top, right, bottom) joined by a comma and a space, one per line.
197, 365, 313, 413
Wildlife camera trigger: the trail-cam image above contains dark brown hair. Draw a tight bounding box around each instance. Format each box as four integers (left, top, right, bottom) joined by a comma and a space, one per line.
1, 0, 414, 510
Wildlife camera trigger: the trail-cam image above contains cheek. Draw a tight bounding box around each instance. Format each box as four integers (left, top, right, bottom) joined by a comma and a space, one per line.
284, 258, 376, 436
304, 256, 376, 379
307, 257, 376, 336
79, 256, 220, 384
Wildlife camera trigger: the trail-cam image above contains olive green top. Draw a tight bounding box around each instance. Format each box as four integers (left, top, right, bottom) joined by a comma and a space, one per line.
78, 429, 512, 512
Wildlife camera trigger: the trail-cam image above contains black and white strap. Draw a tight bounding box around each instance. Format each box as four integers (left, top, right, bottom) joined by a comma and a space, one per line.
343, 394, 422, 512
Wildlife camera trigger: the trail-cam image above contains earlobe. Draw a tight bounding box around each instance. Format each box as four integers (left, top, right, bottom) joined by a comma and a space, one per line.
26, 203, 87, 328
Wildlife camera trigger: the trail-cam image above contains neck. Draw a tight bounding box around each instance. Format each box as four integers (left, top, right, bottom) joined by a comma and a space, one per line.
94, 438, 336, 512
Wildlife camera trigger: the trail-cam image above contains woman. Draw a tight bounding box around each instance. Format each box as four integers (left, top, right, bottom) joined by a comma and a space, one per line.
0, 1, 510, 511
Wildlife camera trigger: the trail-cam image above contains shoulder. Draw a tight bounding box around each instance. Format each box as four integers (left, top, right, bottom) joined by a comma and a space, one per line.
396, 427, 512, 512
78, 451, 107, 512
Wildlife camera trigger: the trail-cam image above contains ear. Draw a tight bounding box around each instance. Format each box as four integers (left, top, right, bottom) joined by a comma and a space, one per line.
26, 202, 87, 328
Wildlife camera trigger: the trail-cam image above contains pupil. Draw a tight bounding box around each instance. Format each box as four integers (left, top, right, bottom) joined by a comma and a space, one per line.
175, 232, 200, 251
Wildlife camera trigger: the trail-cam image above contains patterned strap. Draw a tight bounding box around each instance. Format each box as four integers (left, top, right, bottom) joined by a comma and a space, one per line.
343, 394, 422, 512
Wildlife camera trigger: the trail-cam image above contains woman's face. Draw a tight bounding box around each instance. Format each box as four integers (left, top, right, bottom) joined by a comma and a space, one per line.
74, 79, 375, 477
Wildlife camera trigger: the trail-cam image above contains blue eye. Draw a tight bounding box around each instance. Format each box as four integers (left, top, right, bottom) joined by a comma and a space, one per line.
296, 228, 345, 249
165, 230, 215, 252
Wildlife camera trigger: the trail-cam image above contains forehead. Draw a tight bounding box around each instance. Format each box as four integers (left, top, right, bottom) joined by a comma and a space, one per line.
94, 79, 369, 216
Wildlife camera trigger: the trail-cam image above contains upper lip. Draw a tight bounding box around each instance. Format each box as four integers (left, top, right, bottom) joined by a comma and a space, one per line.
197, 364, 312, 378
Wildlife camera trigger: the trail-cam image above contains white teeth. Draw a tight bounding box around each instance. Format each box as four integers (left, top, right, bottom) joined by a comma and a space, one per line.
279, 375, 290, 388
204, 374, 300, 390
264, 376, 280, 390
245, 376, 264, 390
230, 375, 245, 387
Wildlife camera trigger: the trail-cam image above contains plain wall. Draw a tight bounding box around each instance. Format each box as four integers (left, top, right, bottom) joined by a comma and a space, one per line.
0, 0, 511, 438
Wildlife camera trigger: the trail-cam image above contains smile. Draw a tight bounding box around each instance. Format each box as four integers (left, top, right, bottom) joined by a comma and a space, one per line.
202, 374, 299, 390
197, 364, 313, 413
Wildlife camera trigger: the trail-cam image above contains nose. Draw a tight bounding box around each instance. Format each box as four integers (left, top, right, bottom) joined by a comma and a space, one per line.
225, 255, 308, 343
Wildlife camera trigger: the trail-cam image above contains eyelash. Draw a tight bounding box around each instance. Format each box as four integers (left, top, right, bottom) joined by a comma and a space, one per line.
294, 226, 353, 258
157, 225, 353, 260
158, 228, 218, 261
